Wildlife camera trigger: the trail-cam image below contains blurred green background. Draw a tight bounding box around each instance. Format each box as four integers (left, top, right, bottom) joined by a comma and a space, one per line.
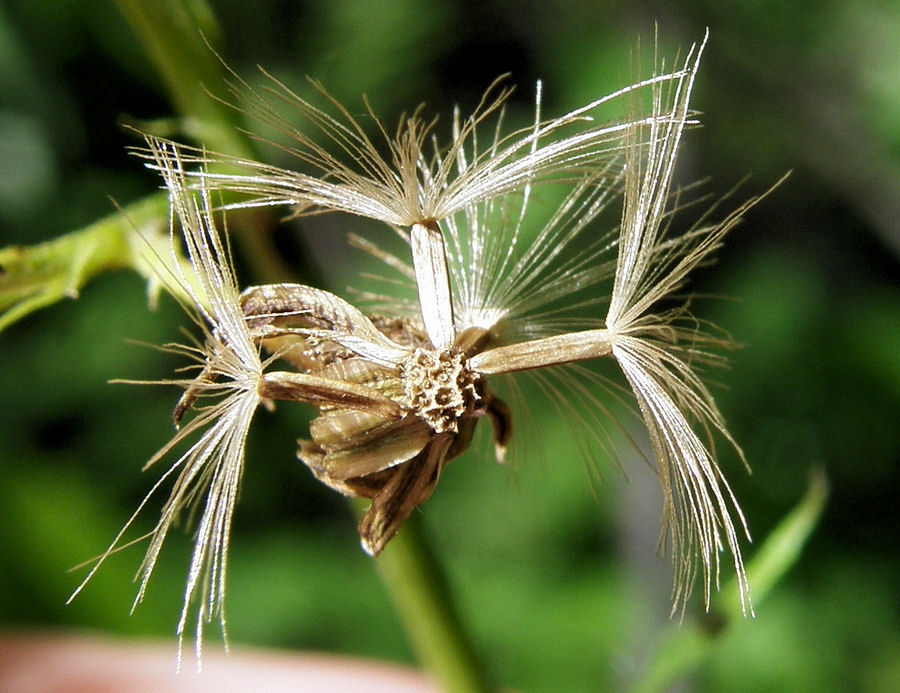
1, 1, 898, 691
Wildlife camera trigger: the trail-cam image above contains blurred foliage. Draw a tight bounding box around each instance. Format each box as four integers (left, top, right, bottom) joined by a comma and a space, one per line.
0, 1, 898, 692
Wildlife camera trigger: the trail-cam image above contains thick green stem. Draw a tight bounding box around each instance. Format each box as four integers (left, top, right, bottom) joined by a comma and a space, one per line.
356, 503, 495, 693
113, 0, 246, 156
114, 0, 294, 283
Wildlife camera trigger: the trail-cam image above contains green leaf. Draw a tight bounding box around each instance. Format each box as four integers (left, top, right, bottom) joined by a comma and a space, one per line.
630, 470, 829, 693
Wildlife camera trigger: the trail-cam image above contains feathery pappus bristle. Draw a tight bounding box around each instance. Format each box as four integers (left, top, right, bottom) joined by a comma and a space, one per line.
69, 141, 267, 666
135, 61, 693, 229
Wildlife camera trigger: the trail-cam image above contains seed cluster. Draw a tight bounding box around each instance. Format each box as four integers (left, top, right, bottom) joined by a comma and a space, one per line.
400, 347, 483, 433
78, 36, 761, 653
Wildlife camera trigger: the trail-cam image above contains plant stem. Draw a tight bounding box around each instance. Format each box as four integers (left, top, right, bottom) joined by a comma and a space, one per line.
114, 0, 295, 284
113, 0, 247, 156
0, 194, 178, 331
358, 504, 495, 693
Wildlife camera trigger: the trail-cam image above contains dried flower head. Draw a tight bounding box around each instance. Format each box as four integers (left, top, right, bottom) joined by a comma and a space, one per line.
73, 31, 777, 657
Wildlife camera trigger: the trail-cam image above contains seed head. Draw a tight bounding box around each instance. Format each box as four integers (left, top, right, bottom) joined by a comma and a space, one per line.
75, 31, 779, 659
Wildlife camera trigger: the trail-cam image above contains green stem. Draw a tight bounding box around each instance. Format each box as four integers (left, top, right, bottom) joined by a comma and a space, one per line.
0, 194, 181, 331
114, 0, 294, 283
356, 503, 495, 693
113, 0, 246, 155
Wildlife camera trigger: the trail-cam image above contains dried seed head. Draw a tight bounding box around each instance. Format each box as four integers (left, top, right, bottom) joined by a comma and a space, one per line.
356, 30, 774, 616
76, 30, 777, 662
